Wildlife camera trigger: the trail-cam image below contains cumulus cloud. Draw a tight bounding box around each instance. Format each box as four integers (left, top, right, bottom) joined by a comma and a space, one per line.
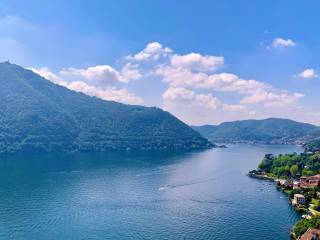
156, 66, 268, 94
60, 65, 125, 87
273, 38, 296, 48
163, 87, 221, 110
67, 81, 142, 104
240, 89, 304, 107
170, 52, 224, 72
162, 87, 258, 125
29, 67, 142, 105
298, 68, 318, 79
163, 87, 195, 102
126, 43, 268, 97
59, 63, 142, 87
29, 41, 307, 124
122, 41, 305, 123
28, 67, 67, 86
126, 42, 172, 61
120, 63, 142, 82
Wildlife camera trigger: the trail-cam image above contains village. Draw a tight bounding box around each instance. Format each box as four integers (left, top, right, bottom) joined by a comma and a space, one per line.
277, 173, 320, 240
277, 174, 320, 215
248, 149, 320, 240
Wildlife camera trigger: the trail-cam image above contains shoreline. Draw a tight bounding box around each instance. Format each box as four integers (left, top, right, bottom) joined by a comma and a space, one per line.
247, 172, 276, 181
247, 171, 304, 239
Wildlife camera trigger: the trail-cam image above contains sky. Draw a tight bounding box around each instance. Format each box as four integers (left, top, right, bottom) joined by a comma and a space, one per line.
0, 0, 319, 126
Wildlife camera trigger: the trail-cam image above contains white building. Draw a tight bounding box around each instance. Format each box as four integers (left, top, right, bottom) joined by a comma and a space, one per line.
293, 194, 306, 206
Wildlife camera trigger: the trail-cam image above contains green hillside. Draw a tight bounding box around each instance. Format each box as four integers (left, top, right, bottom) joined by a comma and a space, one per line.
0, 62, 213, 153
193, 118, 319, 144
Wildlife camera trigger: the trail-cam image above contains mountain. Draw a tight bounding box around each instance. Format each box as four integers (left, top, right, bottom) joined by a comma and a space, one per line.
193, 118, 320, 145
0, 62, 213, 153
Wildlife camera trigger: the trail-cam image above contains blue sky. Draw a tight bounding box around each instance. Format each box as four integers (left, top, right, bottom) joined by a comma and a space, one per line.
0, 0, 319, 125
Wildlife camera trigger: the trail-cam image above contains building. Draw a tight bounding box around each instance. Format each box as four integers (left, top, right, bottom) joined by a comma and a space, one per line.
276, 179, 293, 189
299, 174, 320, 188
292, 194, 306, 206
301, 174, 320, 182
293, 181, 301, 190
299, 228, 320, 240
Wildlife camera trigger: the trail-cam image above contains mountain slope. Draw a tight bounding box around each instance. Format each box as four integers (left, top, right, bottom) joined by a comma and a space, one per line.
193, 118, 319, 144
0, 62, 213, 153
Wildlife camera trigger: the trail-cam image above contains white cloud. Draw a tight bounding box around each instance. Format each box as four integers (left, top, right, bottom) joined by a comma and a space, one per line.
162, 87, 261, 125
120, 63, 142, 82
163, 87, 221, 111
67, 81, 142, 104
60, 63, 142, 87
170, 52, 224, 72
123, 41, 305, 124
240, 89, 304, 107
29, 41, 308, 124
156, 66, 268, 94
273, 38, 296, 48
298, 68, 318, 79
126, 42, 172, 61
29, 67, 142, 105
196, 94, 222, 110
60, 65, 125, 87
28, 67, 67, 86
162, 87, 195, 102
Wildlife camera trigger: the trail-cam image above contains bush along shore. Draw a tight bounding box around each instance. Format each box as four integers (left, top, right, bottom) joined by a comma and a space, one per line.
248, 148, 320, 239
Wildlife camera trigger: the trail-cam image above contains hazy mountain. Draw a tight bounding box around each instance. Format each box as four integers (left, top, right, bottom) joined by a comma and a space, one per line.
0, 62, 213, 153
193, 118, 320, 145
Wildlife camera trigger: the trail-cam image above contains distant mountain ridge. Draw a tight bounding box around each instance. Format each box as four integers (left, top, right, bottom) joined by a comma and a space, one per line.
193, 118, 320, 145
0, 62, 213, 153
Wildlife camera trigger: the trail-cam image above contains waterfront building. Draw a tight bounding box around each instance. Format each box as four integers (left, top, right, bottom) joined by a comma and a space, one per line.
292, 194, 306, 206
299, 228, 320, 240
299, 174, 320, 188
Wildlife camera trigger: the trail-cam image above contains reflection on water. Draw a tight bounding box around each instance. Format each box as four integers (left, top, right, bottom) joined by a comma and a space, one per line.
0, 144, 302, 239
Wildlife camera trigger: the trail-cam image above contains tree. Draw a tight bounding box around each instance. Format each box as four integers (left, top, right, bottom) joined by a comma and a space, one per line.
290, 165, 299, 177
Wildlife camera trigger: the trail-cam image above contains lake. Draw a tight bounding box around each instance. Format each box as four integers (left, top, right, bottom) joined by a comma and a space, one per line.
0, 144, 302, 240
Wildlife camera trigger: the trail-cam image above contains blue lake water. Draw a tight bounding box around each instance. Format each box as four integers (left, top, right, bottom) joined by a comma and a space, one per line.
0, 144, 302, 239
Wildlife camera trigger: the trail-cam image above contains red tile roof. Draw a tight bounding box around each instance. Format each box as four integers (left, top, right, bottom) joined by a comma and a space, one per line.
300, 228, 320, 240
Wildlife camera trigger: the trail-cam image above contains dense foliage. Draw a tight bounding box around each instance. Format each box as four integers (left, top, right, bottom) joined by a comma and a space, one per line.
0, 62, 213, 153
294, 216, 320, 237
258, 152, 320, 178
193, 119, 320, 144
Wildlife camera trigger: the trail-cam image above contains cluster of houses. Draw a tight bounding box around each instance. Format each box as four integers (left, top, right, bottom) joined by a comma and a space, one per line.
277, 174, 320, 191
276, 174, 320, 208
278, 175, 320, 239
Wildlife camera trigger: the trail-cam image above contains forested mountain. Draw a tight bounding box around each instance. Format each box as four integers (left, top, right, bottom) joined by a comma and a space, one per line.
0, 62, 213, 153
193, 118, 320, 145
